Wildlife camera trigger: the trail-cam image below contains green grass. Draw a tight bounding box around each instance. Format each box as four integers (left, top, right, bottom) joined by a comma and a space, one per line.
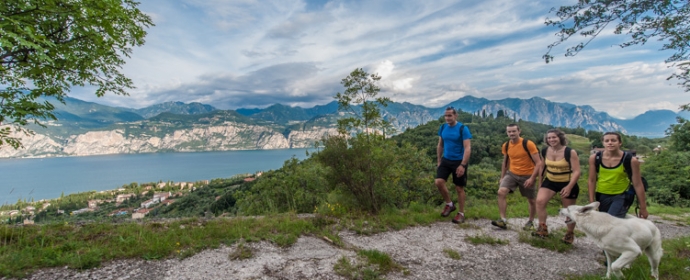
517, 229, 577, 253
333, 250, 406, 280
443, 248, 462, 260
465, 234, 509, 245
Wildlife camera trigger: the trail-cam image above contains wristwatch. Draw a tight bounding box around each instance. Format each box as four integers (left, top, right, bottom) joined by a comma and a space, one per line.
461, 163, 468, 169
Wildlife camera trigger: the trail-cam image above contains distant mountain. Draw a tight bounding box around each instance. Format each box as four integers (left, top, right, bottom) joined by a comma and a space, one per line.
236, 101, 340, 124
442, 96, 626, 132
133, 101, 217, 118
44, 96, 144, 127
618, 110, 684, 137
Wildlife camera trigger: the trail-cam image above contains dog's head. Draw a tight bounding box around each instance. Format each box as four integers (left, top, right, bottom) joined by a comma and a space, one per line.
559, 202, 599, 223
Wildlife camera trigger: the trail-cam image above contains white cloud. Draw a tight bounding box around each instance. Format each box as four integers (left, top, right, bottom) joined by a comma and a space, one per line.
69, 0, 689, 118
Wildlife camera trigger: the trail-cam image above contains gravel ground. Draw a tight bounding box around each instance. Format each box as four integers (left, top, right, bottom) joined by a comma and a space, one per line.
7, 214, 690, 280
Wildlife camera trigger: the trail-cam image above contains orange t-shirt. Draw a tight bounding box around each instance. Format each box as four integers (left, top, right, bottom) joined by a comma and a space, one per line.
502, 138, 538, 176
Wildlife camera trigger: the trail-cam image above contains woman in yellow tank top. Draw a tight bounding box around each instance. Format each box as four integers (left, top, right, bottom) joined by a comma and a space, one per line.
534, 129, 581, 244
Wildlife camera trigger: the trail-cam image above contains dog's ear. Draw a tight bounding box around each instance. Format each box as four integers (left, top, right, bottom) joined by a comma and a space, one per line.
579, 202, 600, 213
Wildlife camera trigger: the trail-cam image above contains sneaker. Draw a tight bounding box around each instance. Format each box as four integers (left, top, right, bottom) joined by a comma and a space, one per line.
522, 220, 534, 231
491, 219, 507, 229
452, 212, 465, 224
531, 223, 549, 238
562, 232, 574, 245
441, 204, 456, 217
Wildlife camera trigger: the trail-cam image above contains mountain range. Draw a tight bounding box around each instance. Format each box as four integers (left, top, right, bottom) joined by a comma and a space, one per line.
0, 96, 686, 158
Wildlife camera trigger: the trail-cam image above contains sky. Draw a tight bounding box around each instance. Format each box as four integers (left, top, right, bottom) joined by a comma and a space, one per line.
69, 0, 690, 119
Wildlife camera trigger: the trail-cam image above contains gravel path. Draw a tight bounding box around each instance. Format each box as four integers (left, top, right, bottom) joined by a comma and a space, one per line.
8, 215, 690, 280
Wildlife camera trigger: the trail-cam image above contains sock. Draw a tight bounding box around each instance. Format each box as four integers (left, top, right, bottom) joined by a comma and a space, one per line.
501, 218, 507, 222
446, 202, 453, 207
458, 212, 464, 217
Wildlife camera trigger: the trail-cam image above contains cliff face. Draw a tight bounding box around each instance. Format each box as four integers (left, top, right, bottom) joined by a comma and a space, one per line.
0, 124, 338, 158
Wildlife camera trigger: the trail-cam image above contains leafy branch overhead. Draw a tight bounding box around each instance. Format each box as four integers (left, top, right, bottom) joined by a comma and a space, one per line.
0, 0, 153, 149
334, 68, 393, 135
543, 0, 690, 93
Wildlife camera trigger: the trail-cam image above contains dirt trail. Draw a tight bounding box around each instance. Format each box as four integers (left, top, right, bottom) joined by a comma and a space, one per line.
10, 215, 690, 280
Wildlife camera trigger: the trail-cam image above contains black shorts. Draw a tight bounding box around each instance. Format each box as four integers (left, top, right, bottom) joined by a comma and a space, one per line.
436, 157, 467, 187
541, 178, 579, 199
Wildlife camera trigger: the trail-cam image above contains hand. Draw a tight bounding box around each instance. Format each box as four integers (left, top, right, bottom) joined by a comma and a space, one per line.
638, 208, 649, 219
560, 187, 572, 198
455, 165, 465, 177
524, 177, 535, 188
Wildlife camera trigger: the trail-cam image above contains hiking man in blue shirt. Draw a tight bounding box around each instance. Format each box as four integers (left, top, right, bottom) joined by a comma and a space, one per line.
436, 106, 472, 224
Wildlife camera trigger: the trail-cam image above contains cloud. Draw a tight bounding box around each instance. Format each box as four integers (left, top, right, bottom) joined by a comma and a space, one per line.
67, 0, 689, 119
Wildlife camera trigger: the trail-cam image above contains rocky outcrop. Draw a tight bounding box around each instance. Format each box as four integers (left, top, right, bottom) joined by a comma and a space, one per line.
0, 123, 339, 158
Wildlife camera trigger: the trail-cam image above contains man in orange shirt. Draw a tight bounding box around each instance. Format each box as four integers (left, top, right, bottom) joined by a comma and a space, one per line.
491, 124, 542, 230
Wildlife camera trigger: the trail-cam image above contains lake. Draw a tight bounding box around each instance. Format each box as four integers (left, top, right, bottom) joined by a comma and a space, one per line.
0, 149, 311, 205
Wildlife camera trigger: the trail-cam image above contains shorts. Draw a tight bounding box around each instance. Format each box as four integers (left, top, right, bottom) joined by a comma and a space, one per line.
596, 192, 629, 218
436, 157, 468, 187
500, 171, 536, 199
541, 179, 579, 199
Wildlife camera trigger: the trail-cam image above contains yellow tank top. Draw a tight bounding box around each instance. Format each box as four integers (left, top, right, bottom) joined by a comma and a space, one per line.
545, 158, 570, 182
596, 161, 630, 195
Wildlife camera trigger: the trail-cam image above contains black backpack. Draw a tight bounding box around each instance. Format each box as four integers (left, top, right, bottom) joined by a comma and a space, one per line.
594, 151, 649, 212
540, 146, 573, 178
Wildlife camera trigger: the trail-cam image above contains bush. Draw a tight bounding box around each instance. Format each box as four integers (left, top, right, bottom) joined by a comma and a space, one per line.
314, 134, 435, 214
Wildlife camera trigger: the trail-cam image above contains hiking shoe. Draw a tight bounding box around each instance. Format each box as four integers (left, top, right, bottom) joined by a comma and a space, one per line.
522, 220, 534, 231
491, 219, 507, 229
531, 223, 548, 237
441, 204, 456, 217
452, 212, 465, 224
562, 232, 574, 245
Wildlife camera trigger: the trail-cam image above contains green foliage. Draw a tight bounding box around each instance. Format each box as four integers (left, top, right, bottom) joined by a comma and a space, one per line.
643, 150, 690, 206
0, 0, 153, 149
667, 117, 690, 152
235, 158, 329, 215
334, 68, 393, 136
314, 134, 435, 214
544, 1, 690, 93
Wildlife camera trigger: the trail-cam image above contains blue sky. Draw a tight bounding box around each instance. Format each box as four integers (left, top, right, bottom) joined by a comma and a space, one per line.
70, 0, 689, 119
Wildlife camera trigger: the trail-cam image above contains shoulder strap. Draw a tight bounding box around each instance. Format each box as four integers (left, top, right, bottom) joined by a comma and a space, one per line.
622, 151, 633, 181
540, 147, 547, 159
595, 151, 602, 173
564, 147, 572, 171
504, 141, 509, 154
458, 125, 464, 140
523, 139, 535, 164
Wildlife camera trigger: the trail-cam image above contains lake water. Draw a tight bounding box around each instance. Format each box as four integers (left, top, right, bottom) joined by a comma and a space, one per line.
0, 149, 311, 205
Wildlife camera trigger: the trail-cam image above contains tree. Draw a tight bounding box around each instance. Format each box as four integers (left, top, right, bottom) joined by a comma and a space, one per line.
334, 68, 392, 136
667, 116, 690, 151
543, 1, 690, 94
1, 0, 153, 149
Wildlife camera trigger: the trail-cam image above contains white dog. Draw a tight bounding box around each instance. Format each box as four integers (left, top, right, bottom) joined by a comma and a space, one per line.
560, 202, 662, 279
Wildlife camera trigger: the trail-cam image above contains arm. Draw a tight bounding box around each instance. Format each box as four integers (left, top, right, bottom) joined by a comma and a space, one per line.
524, 152, 542, 188
630, 157, 648, 219
456, 139, 471, 176
587, 154, 597, 203
561, 149, 581, 198
436, 137, 444, 166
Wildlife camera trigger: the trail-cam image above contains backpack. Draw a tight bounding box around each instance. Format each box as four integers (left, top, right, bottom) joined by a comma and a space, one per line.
594, 151, 649, 212
503, 139, 535, 170
540, 146, 572, 178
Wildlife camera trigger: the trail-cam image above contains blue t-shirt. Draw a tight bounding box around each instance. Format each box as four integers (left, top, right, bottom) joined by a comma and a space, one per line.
438, 122, 472, 161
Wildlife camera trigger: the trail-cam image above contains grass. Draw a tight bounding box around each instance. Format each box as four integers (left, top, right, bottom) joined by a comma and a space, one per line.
443, 248, 462, 260
465, 234, 509, 246
517, 229, 576, 253
333, 249, 406, 280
